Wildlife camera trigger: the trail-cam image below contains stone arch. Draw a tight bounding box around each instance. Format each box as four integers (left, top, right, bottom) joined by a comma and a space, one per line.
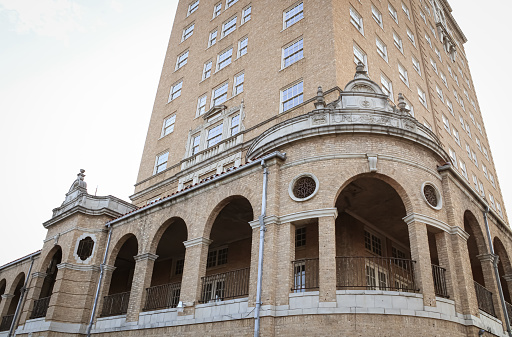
5, 272, 25, 316
7, 273, 25, 296
38, 246, 62, 300
333, 172, 415, 216
149, 217, 188, 255
107, 233, 139, 267
464, 210, 488, 287
38, 245, 63, 274
463, 210, 488, 256
494, 237, 512, 302
0, 278, 6, 306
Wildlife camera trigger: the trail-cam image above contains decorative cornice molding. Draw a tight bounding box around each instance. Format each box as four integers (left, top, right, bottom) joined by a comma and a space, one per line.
477, 253, 498, 264
32, 272, 47, 279
402, 213, 469, 240
57, 263, 101, 272
250, 209, 338, 228
183, 237, 213, 248
102, 265, 116, 272
134, 253, 159, 262
1, 294, 14, 299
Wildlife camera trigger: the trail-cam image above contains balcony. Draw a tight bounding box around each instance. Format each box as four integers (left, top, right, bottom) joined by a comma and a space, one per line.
292, 258, 319, 292
143, 282, 181, 311
336, 256, 417, 292
101, 292, 130, 317
432, 264, 449, 298
474, 281, 496, 317
199, 268, 250, 303
0, 314, 14, 332
30, 296, 51, 319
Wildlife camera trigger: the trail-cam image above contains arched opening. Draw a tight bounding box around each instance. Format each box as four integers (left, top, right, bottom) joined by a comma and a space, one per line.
143, 218, 188, 311
334, 177, 416, 292
30, 247, 62, 319
426, 227, 450, 298
200, 197, 253, 303
0, 279, 5, 306
0, 273, 25, 332
464, 210, 495, 316
494, 237, 512, 322
101, 235, 138, 317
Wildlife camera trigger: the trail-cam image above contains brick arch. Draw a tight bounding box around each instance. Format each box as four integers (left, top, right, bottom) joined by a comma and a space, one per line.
149, 217, 188, 254
7, 272, 25, 295
332, 172, 415, 216
38, 245, 62, 274
107, 233, 139, 266
463, 210, 488, 255
0, 278, 6, 296
202, 194, 255, 240
494, 237, 512, 275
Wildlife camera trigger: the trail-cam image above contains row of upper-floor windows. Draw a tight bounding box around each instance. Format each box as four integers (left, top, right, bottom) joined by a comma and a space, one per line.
186, 0, 243, 19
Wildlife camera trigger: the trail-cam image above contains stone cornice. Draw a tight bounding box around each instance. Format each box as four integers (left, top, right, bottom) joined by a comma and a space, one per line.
250, 208, 338, 228
32, 272, 47, 279
402, 213, 469, 240
477, 253, 498, 264
183, 237, 213, 248
1, 294, 14, 299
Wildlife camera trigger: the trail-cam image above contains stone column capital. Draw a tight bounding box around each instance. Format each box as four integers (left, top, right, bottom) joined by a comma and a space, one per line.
102, 264, 116, 272
1, 294, 14, 299
477, 253, 498, 264
134, 253, 159, 262
32, 272, 48, 279
502, 274, 512, 282
183, 237, 213, 248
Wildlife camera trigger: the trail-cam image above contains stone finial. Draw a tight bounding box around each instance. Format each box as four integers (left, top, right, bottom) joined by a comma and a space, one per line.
397, 93, 410, 114
314, 86, 326, 109
68, 169, 87, 192
354, 62, 369, 79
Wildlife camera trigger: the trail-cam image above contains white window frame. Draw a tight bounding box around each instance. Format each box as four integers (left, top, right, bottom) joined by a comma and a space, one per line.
161, 114, 176, 137
207, 123, 224, 148
376, 37, 388, 62
281, 80, 304, 113
230, 114, 240, 136
460, 160, 468, 179
208, 29, 218, 47
221, 16, 237, 38
407, 27, 415, 46
182, 23, 195, 41
168, 80, 183, 102
393, 31, 403, 53
447, 99, 454, 115
350, 7, 364, 35
402, 2, 410, 19
283, 2, 303, 29
372, 5, 383, 28
380, 74, 393, 99
238, 36, 248, 58
449, 148, 458, 168
453, 128, 460, 145
226, 0, 238, 9
430, 58, 437, 74
154, 151, 169, 174
425, 33, 432, 48
442, 114, 450, 132
233, 72, 244, 96
188, 0, 199, 16
191, 135, 201, 155
217, 47, 233, 71
282, 37, 304, 68
412, 55, 421, 75
176, 50, 189, 70
212, 82, 229, 106
418, 87, 427, 107
197, 94, 207, 116
241, 5, 251, 24
398, 63, 409, 86
202, 60, 212, 80
436, 85, 444, 102
388, 3, 398, 23
213, 2, 222, 18
353, 43, 367, 68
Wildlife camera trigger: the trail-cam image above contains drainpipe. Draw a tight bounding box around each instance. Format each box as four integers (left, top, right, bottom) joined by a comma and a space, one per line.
482, 206, 512, 337
8, 255, 35, 337
254, 160, 269, 337
86, 224, 113, 337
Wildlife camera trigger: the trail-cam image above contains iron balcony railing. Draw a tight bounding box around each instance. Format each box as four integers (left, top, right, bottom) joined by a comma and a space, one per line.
199, 267, 250, 303
505, 301, 512, 326
431, 264, 449, 298
474, 281, 496, 317
30, 296, 51, 319
0, 314, 14, 332
291, 258, 319, 292
143, 282, 181, 311
336, 256, 417, 292
100, 291, 130, 317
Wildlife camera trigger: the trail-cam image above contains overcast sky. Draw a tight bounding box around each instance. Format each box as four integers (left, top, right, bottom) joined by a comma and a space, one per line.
0, 0, 510, 265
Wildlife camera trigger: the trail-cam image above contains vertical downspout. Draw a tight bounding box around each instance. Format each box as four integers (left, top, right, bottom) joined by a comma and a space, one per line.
482, 207, 512, 337
8, 255, 35, 337
86, 224, 113, 337
254, 160, 269, 337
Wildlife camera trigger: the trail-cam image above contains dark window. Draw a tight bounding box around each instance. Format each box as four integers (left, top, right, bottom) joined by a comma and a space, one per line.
77, 237, 94, 261
295, 227, 306, 247
175, 259, 184, 275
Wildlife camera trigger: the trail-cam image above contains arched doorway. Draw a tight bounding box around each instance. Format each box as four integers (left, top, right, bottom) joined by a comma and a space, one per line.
200, 197, 253, 303
494, 237, 512, 323
30, 247, 62, 319
334, 177, 416, 292
0, 273, 24, 332
143, 218, 188, 311
101, 235, 138, 317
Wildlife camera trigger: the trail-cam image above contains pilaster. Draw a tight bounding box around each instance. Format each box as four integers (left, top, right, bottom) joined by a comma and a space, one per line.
126, 253, 159, 322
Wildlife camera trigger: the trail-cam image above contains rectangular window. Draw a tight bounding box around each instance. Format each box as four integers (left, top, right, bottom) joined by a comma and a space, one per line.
380, 74, 393, 98
497, 202, 503, 216
490, 174, 496, 187
466, 143, 471, 158
281, 81, 304, 112
284, 2, 303, 29
473, 174, 478, 191
442, 114, 450, 132
477, 123, 482, 134
376, 37, 388, 62
175, 259, 185, 275
430, 58, 437, 73
238, 37, 248, 57
476, 137, 482, 151
447, 100, 454, 115
465, 122, 471, 138
222, 16, 237, 38
372, 6, 383, 27
212, 82, 229, 106
207, 247, 228, 268
402, 2, 410, 19
350, 7, 364, 34
453, 128, 460, 145
479, 181, 485, 196
483, 164, 488, 178
233, 72, 244, 95
168, 80, 183, 102
403, 96, 414, 116
217, 48, 233, 71
459, 116, 465, 128
412, 55, 421, 75
430, 24, 437, 38
420, 11, 426, 23
295, 227, 306, 247
242, 5, 251, 23
483, 147, 489, 160
208, 30, 217, 47
213, 2, 222, 18
471, 150, 478, 166
162, 115, 176, 137
176, 50, 189, 70
407, 28, 415, 46
197, 95, 207, 116
454, 74, 459, 86
435, 47, 442, 62
182, 23, 194, 41
230, 114, 240, 136
154, 152, 169, 174
192, 135, 201, 155
441, 72, 447, 87
436, 85, 444, 102
207, 123, 224, 147
449, 148, 458, 168
489, 194, 496, 209
398, 63, 408, 86
388, 4, 398, 23
460, 160, 468, 179
393, 32, 403, 53
425, 33, 432, 48
364, 230, 383, 256
226, 0, 238, 8
188, 0, 199, 16
203, 61, 212, 80
418, 87, 427, 107
353, 43, 367, 68
283, 38, 304, 68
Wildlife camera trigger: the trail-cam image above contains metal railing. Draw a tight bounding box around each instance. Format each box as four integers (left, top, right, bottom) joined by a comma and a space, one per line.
506, 301, 512, 326
474, 281, 496, 317
336, 256, 417, 292
0, 314, 14, 332
291, 258, 319, 292
100, 292, 130, 317
30, 296, 51, 319
199, 267, 250, 303
432, 264, 449, 298
143, 282, 181, 311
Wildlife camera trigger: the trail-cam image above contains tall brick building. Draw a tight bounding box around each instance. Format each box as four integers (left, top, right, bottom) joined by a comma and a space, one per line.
1, 0, 511, 336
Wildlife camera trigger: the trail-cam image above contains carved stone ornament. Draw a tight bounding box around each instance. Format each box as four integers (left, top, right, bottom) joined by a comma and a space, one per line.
421, 182, 442, 210
289, 173, 320, 202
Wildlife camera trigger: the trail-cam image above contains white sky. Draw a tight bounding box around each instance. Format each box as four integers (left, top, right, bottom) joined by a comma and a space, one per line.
0, 0, 510, 265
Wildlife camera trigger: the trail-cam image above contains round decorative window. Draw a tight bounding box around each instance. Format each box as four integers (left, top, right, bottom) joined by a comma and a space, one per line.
289, 174, 319, 202
421, 182, 442, 210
